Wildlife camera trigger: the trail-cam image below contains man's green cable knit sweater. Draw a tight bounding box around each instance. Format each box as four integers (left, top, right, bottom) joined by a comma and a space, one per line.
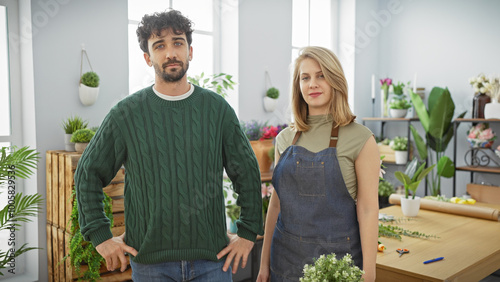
74, 85, 263, 264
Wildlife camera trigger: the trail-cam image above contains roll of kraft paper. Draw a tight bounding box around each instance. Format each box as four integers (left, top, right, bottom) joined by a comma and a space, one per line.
388, 194, 500, 222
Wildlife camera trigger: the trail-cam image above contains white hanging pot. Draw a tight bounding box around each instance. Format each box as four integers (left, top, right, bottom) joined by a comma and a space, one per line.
79, 84, 99, 106
263, 96, 277, 112
484, 101, 500, 119
401, 196, 421, 217
394, 150, 408, 164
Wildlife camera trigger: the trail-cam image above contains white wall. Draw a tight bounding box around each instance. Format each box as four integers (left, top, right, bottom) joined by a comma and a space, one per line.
31, 1, 129, 279
357, 0, 500, 197
238, 0, 293, 125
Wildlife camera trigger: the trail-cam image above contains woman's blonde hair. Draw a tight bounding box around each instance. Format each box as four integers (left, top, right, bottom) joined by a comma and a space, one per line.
291, 46, 355, 132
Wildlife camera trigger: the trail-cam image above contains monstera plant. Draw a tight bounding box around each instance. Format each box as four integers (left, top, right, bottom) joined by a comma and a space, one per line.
409, 87, 466, 196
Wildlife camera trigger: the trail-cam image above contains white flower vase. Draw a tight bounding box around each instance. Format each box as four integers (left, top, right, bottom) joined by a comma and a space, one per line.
79, 84, 99, 106
64, 134, 75, 152
401, 196, 421, 217
484, 100, 500, 119
263, 96, 277, 112
394, 150, 408, 164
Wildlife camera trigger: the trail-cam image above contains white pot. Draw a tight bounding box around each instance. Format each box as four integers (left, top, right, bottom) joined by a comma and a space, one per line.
394, 150, 408, 164
401, 196, 420, 217
263, 96, 277, 112
484, 101, 500, 119
75, 142, 89, 154
79, 84, 99, 106
64, 133, 75, 152
390, 108, 408, 118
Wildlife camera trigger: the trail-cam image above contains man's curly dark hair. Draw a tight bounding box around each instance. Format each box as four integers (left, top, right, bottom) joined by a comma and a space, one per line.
136, 10, 194, 54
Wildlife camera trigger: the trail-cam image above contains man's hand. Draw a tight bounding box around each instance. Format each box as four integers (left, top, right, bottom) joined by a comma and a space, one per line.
217, 233, 255, 274
95, 233, 138, 272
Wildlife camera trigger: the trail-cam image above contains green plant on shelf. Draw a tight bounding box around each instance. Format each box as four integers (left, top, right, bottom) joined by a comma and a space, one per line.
61, 116, 88, 134
71, 128, 95, 143
390, 136, 408, 151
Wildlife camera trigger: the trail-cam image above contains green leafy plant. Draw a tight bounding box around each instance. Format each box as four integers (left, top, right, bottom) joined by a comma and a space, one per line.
392, 81, 410, 95
61, 116, 88, 134
81, 71, 100, 88
300, 253, 363, 282
65, 190, 113, 281
389, 98, 412, 109
378, 180, 395, 197
0, 146, 43, 276
395, 158, 436, 199
71, 128, 95, 143
409, 87, 467, 196
266, 87, 279, 99
188, 72, 236, 99
390, 136, 408, 151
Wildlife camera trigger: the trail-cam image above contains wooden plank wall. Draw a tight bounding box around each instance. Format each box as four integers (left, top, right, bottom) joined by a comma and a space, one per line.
46, 150, 130, 281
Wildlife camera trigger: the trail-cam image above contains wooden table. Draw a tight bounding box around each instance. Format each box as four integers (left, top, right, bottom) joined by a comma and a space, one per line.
376, 204, 500, 281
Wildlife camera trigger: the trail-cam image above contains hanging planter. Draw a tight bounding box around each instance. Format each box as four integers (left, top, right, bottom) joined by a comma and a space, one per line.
263, 71, 279, 112
78, 46, 100, 106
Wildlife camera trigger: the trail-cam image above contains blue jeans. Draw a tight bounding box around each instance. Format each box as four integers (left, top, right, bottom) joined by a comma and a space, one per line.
130, 259, 232, 281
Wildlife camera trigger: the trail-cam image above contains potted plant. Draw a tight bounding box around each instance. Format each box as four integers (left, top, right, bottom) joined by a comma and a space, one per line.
0, 146, 43, 275
409, 87, 467, 196
187, 72, 236, 99
300, 253, 364, 282
70, 128, 95, 153
389, 97, 412, 118
79, 71, 100, 106
378, 180, 395, 209
395, 158, 436, 216
390, 136, 409, 164
263, 87, 279, 112
61, 116, 88, 151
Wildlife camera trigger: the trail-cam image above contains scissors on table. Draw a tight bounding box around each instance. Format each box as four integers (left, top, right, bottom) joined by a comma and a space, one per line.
396, 248, 409, 257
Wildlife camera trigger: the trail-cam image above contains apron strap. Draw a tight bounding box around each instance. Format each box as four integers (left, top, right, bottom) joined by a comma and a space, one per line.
329, 125, 339, 147
291, 124, 340, 147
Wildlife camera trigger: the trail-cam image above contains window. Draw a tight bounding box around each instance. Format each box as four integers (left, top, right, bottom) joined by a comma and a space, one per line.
128, 0, 217, 94
291, 0, 332, 62
0, 5, 10, 145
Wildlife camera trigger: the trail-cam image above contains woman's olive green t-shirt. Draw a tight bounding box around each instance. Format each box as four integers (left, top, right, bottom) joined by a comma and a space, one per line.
276, 115, 373, 200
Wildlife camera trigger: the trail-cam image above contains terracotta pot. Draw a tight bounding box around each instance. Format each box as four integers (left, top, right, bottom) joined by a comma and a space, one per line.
250, 139, 274, 173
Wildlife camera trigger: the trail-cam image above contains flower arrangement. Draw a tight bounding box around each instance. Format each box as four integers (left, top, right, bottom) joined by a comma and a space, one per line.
488, 75, 500, 102
467, 123, 497, 148
469, 73, 492, 95
300, 253, 364, 282
240, 120, 287, 141
380, 78, 392, 117
391, 81, 410, 95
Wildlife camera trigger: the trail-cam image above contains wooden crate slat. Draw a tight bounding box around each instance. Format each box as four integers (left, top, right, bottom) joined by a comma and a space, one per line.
58, 154, 66, 228
65, 154, 77, 231
110, 168, 125, 183
111, 198, 125, 213
112, 225, 125, 237
51, 153, 59, 227
46, 152, 53, 225
51, 225, 60, 282
113, 213, 125, 227
103, 183, 125, 198
57, 227, 65, 281
46, 224, 53, 282
99, 267, 132, 281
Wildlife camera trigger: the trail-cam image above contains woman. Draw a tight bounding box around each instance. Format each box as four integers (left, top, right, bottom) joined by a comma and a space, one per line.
257, 46, 379, 282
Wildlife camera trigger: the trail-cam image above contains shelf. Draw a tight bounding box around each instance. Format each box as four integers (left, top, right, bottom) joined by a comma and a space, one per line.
456, 166, 500, 174
362, 117, 420, 122
455, 118, 500, 123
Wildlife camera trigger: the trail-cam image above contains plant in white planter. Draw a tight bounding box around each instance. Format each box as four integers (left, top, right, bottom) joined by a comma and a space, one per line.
61, 116, 88, 152
264, 87, 279, 112
79, 71, 100, 106
70, 128, 95, 153
389, 97, 411, 118
390, 136, 409, 164
395, 158, 435, 216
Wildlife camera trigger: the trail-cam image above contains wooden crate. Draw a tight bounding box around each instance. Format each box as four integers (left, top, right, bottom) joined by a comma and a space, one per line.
46, 150, 129, 281
467, 183, 500, 204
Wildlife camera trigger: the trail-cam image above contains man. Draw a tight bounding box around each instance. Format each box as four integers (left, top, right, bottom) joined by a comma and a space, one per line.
74, 9, 263, 281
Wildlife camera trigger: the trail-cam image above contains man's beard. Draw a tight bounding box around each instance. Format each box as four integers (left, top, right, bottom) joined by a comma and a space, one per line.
154, 59, 189, 83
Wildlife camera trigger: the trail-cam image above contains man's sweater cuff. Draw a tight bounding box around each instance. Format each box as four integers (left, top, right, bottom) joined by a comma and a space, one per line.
237, 225, 257, 242
89, 226, 113, 248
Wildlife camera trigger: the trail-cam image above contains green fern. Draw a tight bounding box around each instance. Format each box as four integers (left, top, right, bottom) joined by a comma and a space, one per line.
0, 146, 42, 276
65, 189, 113, 281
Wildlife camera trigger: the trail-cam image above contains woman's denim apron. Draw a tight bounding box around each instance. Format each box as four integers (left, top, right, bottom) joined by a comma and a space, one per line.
270, 125, 363, 281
